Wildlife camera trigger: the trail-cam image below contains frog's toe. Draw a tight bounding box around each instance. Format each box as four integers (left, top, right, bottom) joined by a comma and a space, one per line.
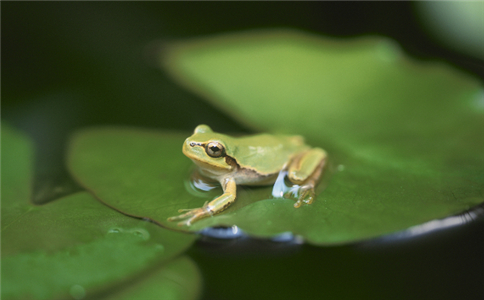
168, 211, 193, 221
294, 187, 315, 208
177, 212, 207, 227
303, 192, 315, 204
177, 219, 191, 227
168, 210, 196, 223
167, 214, 192, 226
168, 204, 212, 226
167, 215, 184, 222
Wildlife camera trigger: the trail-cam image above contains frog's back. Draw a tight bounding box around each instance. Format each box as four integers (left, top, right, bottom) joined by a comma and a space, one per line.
227, 133, 309, 175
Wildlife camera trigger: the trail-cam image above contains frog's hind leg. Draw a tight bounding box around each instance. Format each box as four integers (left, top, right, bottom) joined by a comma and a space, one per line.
167, 178, 237, 226
287, 148, 327, 208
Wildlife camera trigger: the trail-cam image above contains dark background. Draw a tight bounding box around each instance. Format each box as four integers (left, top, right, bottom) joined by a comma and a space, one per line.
3, 2, 484, 299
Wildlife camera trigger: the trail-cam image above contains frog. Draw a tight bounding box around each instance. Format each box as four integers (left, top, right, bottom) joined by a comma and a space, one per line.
167, 124, 327, 226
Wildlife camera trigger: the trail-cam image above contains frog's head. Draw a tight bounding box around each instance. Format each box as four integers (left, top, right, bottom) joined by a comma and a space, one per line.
182, 125, 235, 173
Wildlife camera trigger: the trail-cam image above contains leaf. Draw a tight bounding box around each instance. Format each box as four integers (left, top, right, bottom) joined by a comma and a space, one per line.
159, 30, 484, 238
102, 256, 202, 300
68, 30, 483, 245
1, 124, 196, 300
67, 128, 206, 230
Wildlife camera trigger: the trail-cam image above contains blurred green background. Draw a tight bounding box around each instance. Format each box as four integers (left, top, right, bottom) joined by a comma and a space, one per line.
3, 2, 483, 300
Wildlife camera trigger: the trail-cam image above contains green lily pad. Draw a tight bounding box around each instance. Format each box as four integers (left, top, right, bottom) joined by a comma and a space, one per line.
160, 30, 484, 240
67, 29, 483, 245
67, 128, 209, 231
102, 256, 202, 300
1, 124, 196, 300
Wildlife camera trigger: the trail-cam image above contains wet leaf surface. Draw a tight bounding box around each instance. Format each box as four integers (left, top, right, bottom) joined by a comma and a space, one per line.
1, 124, 197, 300
68, 30, 483, 245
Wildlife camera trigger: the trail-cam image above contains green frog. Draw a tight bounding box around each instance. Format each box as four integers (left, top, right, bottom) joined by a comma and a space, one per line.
168, 125, 327, 226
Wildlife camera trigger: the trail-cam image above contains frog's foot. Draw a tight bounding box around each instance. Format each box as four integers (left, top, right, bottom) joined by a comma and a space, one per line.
167, 201, 212, 226
292, 185, 315, 208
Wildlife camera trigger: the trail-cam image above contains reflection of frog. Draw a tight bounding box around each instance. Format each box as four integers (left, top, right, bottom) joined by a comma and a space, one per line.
168, 125, 327, 226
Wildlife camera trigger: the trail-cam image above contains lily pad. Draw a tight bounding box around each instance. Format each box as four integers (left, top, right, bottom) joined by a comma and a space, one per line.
1, 124, 196, 300
102, 256, 202, 300
67, 128, 211, 230
160, 30, 484, 240
67, 124, 482, 245
67, 29, 483, 245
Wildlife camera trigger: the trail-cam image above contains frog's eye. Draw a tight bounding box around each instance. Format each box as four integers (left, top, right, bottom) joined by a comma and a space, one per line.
205, 142, 225, 158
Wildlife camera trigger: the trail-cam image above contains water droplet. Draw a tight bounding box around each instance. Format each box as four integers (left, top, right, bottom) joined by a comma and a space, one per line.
337, 165, 345, 172
70, 285, 86, 300
128, 228, 150, 241
107, 228, 122, 234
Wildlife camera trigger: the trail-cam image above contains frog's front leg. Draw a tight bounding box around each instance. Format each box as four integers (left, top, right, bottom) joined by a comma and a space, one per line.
167, 178, 237, 226
287, 148, 327, 208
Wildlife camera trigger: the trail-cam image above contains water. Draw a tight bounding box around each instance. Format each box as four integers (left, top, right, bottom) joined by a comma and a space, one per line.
107, 227, 151, 241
